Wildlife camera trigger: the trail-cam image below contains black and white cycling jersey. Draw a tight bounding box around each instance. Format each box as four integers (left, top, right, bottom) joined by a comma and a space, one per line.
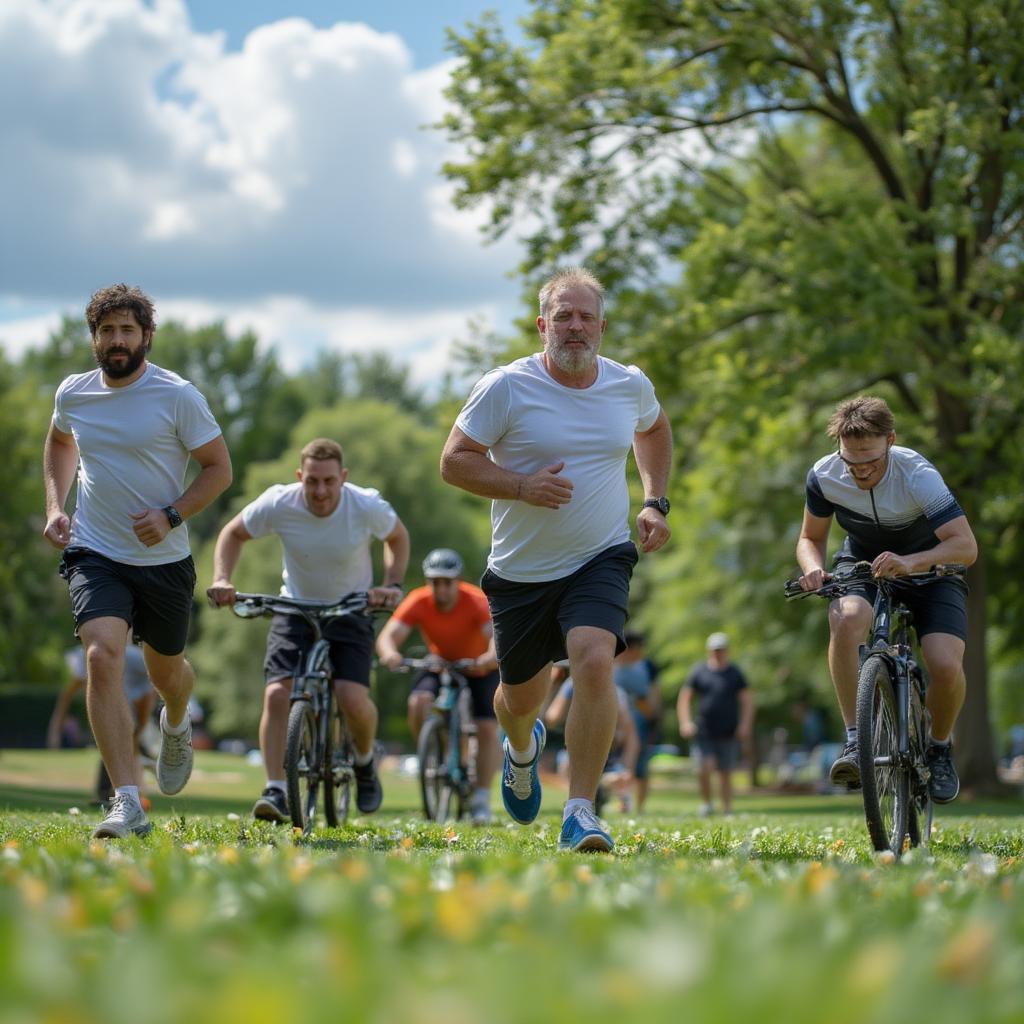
805, 446, 964, 561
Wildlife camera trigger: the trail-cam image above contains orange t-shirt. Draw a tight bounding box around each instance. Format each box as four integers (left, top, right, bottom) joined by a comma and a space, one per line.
392, 582, 492, 660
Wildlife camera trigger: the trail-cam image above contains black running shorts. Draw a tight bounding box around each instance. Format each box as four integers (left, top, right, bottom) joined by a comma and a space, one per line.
481, 541, 639, 685
60, 545, 196, 657
264, 612, 375, 686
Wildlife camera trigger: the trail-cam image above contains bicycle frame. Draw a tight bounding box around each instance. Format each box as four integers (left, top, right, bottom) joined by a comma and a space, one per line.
861, 589, 923, 778
429, 664, 476, 796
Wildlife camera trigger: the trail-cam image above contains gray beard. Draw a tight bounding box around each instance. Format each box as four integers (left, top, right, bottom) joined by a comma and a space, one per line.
548, 340, 597, 376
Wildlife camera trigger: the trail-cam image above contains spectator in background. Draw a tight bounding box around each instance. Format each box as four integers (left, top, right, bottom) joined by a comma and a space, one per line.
678, 632, 754, 817
612, 630, 661, 812
48, 642, 155, 807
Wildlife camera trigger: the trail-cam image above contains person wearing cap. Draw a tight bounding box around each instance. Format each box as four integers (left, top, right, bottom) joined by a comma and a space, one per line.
678, 632, 754, 817
207, 437, 409, 823
376, 548, 500, 824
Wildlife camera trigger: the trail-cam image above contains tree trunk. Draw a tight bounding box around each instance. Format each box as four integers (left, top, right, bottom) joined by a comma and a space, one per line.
956, 554, 1001, 791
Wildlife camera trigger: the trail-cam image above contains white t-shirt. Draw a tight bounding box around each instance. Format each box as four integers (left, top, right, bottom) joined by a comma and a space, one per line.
241, 481, 398, 602
52, 364, 222, 565
455, 353, 661, 582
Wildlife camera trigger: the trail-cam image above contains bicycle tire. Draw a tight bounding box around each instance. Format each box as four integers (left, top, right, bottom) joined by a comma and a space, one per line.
323, 690, 352, 827
856, 655, 910, 855
285, 701, 320, 834
418, 716, 453, 822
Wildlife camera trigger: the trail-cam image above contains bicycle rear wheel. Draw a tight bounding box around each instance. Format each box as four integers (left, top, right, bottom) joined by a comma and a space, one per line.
856, 655, 910, 855
285, 701, 321, 834
323, 690, 352, 827
418, 716, 454, 822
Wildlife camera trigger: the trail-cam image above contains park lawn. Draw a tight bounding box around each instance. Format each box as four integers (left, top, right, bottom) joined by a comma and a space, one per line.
1, 751, 1022, 1024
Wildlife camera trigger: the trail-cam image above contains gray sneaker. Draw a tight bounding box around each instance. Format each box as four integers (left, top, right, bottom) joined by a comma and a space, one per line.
92, 793, 152, 839
829, 741, 861, 790
157, 707, 194, 795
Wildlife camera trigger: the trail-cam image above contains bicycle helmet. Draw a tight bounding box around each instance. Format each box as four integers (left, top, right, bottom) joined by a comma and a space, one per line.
422, 548, 464, 579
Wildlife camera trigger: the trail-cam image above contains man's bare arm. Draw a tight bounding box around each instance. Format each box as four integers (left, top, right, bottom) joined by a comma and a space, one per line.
207, 513, 254, 606
131, 434, 234, 548
440, 425, 573, 510
632, 410, 673, 553
42, 423, 79, 549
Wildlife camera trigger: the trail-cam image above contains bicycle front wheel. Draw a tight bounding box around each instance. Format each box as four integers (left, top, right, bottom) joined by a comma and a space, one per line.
323, 691, 352, 827
285, 701, 321, 834
856, 655, 910, 855
418, 716, 453, 822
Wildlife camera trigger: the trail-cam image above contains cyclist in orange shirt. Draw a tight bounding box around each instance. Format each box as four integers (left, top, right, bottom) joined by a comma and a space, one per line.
377, 549, 500, 823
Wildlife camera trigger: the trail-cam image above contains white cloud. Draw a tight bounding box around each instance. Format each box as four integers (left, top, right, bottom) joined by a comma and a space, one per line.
0, 0, 519, 335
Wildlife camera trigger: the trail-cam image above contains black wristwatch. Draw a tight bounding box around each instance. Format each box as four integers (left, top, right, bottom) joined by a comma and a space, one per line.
162, 505, 184, 529
642, 497, 671, 517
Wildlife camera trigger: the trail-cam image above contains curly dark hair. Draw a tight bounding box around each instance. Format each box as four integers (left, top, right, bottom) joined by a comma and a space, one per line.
85, 284, 156, 337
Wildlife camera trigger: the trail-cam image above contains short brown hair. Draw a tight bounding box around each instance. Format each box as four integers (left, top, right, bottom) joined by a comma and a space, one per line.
300, 438, 344, 466
827, 396, 896, 440
86, 284, 156, 336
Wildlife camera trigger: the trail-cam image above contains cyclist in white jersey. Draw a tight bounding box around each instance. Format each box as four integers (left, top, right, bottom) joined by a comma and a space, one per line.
795, 396, 977, 802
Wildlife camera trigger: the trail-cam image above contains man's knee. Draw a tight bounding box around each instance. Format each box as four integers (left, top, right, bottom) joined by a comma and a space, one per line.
265, 680, 290, 711
923, 645, 965, 687
828, 600, 871, 642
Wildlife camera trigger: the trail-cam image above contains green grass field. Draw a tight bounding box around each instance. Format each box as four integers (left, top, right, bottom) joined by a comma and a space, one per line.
1, 750, 1022, 1024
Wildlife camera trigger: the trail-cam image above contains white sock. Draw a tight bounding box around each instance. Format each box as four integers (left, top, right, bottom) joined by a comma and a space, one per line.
354, 747, 374, 767
845, 726, 857, 743
267, 780, 286, 793
162, 708, 190, 735
115, 785, 142, 809
509, 735, 537, 765
563, 798, 593, 822
473, 787, 489, 801
929, 736, 951, 748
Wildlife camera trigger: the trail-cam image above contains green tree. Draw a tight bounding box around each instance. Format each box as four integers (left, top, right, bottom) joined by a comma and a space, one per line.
0, 354, 69, 682
441, 0, 1024, 788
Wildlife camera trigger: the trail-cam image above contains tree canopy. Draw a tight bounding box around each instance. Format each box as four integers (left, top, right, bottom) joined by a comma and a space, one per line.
440, 0, 1024, 785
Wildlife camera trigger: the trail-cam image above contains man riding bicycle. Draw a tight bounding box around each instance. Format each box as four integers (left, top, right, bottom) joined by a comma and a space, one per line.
376, 548, 500, 824
795, 396, 977, 802
207, 437, 409, 822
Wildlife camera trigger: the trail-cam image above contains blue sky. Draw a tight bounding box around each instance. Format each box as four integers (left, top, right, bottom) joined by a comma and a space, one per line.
185, 1, 527, 67
0, 0, 532, 387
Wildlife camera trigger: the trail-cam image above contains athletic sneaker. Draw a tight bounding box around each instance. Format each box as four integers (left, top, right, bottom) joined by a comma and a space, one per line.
252, 786, 289, 823
353, 756, 383, 814
501, 720, 546, 824
829, 741, 861, 789
558, 805, 614, 852
91, 794, 152, 839
156, 707, 194, 796
469, 791, 493, 826
927, 742, 960, 803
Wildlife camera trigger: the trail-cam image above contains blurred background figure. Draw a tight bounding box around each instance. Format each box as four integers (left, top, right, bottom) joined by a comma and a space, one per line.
677, 632, 754, 817
545, 661, 640, 816
612, 629, 662, 813
48, 642, 155, 808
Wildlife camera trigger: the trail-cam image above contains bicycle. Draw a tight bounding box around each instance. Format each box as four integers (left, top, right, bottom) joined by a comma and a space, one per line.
396, 657, 479, 822
232, 591, 376, 835
784, 560, 967, 857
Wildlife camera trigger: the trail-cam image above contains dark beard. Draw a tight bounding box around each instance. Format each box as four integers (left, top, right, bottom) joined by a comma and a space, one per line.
95, 344, 148, 379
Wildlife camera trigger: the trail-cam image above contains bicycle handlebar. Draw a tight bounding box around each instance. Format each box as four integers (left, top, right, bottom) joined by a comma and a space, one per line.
231, 591, 372, 620
784, 560, 967, 600
395, 657, 478, 673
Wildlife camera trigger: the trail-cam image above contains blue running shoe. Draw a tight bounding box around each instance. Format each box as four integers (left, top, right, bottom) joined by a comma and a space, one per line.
501, 720, 546, 824
558, 805, 614, 852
